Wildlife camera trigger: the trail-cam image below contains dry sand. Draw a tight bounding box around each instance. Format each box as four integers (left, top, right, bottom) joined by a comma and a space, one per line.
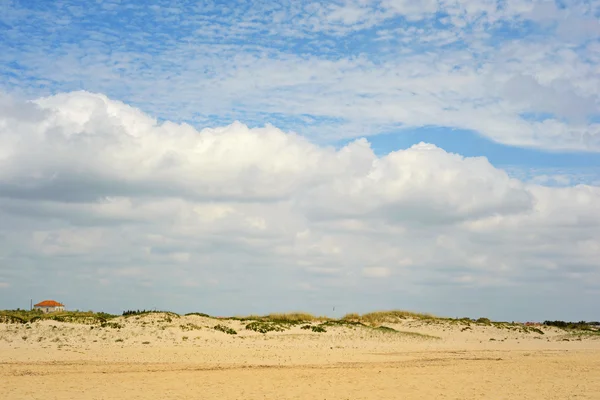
1, 314, 599, 399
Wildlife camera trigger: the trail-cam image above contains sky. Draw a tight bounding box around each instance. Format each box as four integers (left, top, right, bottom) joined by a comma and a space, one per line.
0, 0, 599, 322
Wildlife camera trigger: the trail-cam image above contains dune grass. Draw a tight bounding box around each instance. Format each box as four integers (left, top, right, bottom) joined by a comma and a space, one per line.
342, 310, 437, 325
0, 309, 117, 324
5, 308, 589, 339
228, 312, 329, 324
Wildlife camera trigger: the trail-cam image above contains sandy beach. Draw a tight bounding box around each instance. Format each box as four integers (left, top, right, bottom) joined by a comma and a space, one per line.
1, 313, 599, 399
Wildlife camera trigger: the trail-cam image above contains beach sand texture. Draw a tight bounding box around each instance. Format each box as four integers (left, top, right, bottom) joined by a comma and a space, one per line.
1, 313, 599, 399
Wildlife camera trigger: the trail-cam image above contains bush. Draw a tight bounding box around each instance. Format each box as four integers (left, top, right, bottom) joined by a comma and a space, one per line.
543, 320, 595, 330
213, 324, 237, 335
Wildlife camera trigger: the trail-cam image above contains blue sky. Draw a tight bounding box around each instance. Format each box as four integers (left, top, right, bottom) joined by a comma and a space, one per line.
0, 0, 599, 321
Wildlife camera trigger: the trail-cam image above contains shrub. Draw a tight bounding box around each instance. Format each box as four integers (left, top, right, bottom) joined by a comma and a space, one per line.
213, 324, 237, 335
543, 320, 595, 330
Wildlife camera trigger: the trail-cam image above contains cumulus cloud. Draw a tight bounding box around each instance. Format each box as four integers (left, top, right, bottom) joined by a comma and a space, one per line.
0, 91, 599, 320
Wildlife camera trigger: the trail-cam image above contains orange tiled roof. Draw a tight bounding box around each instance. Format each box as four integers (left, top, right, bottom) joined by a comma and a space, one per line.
34, 300, 64, 307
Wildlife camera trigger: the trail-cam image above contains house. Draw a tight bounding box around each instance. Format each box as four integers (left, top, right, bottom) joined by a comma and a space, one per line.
34, 300, 65, 313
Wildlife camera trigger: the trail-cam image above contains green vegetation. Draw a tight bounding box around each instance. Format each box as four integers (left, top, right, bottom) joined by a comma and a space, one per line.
0, 309, 117, 325
543, 320, 599, 330
341, 310, 436, 325
262, 312, 318, 323
213, 324, 237, 335
4, 308, 595, 340
321, 320, 367, 328
301, 324, 327, 333
228, 312, 321, 324
180, 323, 202, 331
184, 312, 210, 317
242, 313, 331, 334
525, 326, 545, 335
245, 321, 288, 333
375, 326, 397, 333
100, 321, 123, 329
122, 310, 179, 318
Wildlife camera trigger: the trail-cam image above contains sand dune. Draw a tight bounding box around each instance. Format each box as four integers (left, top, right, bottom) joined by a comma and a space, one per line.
1, 313, 599, 399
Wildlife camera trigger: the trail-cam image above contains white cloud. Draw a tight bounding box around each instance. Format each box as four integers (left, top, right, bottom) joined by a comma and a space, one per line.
0, 91, 599, 319
1, 1, 599, 152
0, 282, 9, 289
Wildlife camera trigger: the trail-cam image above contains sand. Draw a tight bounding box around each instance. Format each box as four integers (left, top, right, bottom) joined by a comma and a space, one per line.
1, 314, 599, 399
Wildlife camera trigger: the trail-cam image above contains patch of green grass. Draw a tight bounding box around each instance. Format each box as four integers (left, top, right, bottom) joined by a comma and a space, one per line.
321, 320, 367, 328
185, 312, 210, 318
263, 312, 318, 324
343, 310, 437, 326
228, 312, 323, 326
245, 321, 288, 334
122, 310, 179, 318
0, 310, 118, 325
213, 324, 237, 335
565, 330, 600, 338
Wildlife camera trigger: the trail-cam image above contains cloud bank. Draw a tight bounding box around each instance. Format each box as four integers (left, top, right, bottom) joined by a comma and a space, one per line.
0, 91, 599, 320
